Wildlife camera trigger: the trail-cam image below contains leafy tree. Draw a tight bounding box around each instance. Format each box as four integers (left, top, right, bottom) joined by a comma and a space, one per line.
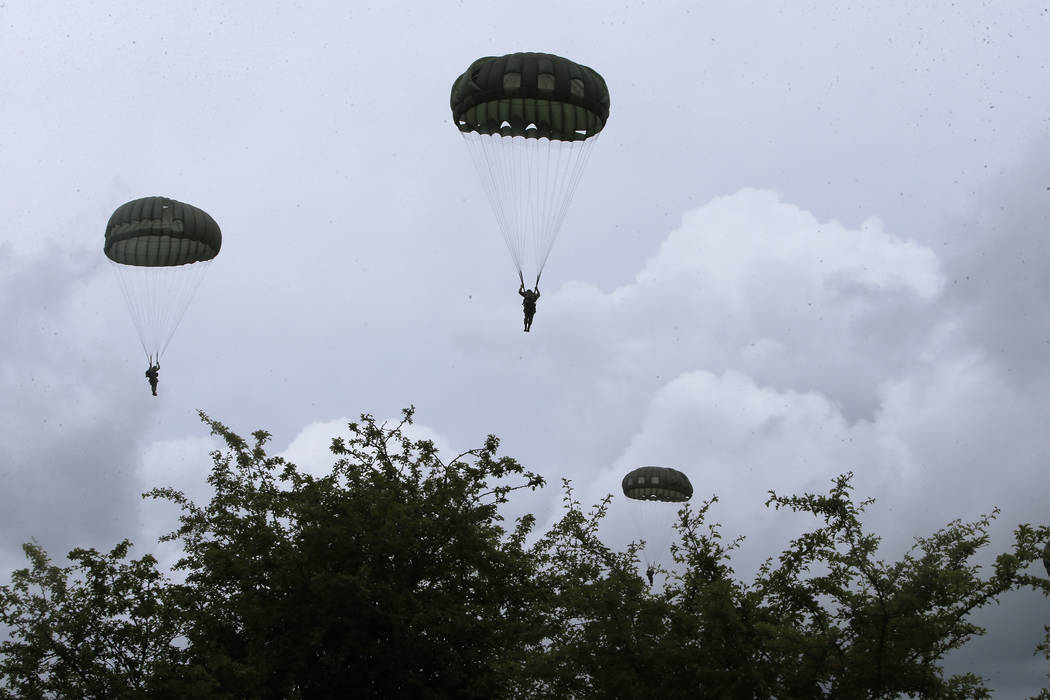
747, 475, 1050, 698
0, 541, 184, 699
521, 473, 1050, 699
148, 408, 546, 699
522, 482, 664, 698
645, 474, 1050, 699
3, 410, 1050, 698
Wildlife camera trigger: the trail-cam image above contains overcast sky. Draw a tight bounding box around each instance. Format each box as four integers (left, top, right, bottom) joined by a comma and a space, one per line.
2, 1, 1050, 694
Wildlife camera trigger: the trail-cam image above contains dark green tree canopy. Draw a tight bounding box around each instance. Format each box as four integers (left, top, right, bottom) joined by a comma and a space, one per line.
622, 465, 693, 502
5, 412, 1050, 699
451, 52, 610, 141
105, 196, 221, 267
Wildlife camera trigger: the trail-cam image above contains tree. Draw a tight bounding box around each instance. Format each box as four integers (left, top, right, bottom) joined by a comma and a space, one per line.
522, 482, 665, 698
3, 410, 1050, 698
654, 474, 1050, 699
148, 407, 547, 698
0, 541, 184, 699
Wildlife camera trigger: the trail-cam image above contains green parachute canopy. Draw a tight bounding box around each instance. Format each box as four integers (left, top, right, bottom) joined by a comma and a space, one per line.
105, 196, 221, 362
622, 466, 694, 503
451, 52, 610, 287
105, 196, 221, 267
451, 52, 610, 141
621, 466, 693, 570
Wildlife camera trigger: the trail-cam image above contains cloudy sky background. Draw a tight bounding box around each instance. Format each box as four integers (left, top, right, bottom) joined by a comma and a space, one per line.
3, 1, 1050, 693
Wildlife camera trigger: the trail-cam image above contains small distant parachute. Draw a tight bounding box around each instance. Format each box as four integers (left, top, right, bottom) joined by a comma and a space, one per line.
105, 196, 221, 362
622, 466, 694, 503
622, 466, 694, 569
451, 52, 610, 287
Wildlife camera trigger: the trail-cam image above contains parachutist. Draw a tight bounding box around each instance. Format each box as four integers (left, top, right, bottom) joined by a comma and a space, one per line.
623, 467, 693, 578
453, 54, 607, 317
145, 362, 159, 396
519, 282, 540, 332
106, 196, 220, 370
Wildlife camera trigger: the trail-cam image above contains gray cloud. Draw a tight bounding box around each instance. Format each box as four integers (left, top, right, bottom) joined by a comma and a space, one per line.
942, 137, 1050, 386
0, 243, 151, 574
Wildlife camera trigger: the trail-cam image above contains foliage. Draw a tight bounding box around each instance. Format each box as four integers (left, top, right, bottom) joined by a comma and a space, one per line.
2, 411, 1049, 698
746, 474, 1050, 698
0, 541, 183, 699
146, 407, 546, 699
523, 482, 663, 697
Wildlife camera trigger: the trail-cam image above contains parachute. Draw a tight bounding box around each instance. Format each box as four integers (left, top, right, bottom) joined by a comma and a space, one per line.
451, 52, 610, 287
621, 466, 694, 569
105, 196, 221, 362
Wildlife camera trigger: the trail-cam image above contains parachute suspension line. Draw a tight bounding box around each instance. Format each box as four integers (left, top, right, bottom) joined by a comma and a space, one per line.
111, 262, 152, 360
535, 134, 599, 278
522, 134, 543, 280
111, 260, 212, 361
510, 135, 531, 275
534, 136, 559, 285
626, 498, 681, 568
463, 131, 599, 285
626, 499, 652, 566
155, 261, 211, 358
517, 133, 597, 282
480, 132, 522, 272
463, 131, 524, 274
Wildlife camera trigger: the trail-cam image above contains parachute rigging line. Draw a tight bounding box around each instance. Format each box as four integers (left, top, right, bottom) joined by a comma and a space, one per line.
461, 131, 598, 287
110, 259, 213, 361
